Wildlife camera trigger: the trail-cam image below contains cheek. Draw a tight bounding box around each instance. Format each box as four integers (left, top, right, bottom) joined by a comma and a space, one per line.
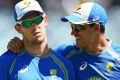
41, 28, 46, 36
80, 32, 90, 40
21, 28, 32, 37
40, 23, 46, 31
37, 23, 46, 30
22, 31, 30, 38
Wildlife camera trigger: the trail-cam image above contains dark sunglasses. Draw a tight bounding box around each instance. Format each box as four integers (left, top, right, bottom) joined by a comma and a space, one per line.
17, 15, 44, 28
71, 25, 85, 32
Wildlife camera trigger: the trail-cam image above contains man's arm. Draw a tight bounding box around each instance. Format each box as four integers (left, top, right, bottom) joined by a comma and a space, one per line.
0, 50, 19, 79
0, 62, 8, 80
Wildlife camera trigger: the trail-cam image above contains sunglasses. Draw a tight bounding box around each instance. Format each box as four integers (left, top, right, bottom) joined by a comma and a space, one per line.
17, 15, 44, 28
71, 25, 85, 32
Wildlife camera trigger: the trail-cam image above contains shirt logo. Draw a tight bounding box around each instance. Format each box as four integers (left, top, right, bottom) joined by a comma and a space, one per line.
19, 65, 29, 73
106, 62, 113, 72
79, 62, 88, 70
50, 69, 57, 76
49, 69, 62, 80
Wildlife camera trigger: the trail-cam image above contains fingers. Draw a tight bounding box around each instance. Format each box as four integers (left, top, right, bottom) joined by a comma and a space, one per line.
7, 40, 18, 53
14, 37, 24, 50
7, 37, 24, 53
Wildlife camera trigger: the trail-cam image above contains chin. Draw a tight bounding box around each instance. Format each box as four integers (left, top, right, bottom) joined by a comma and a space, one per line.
32, 40, 42, 45
36, 39, 44, 43
33, 37, 43, 42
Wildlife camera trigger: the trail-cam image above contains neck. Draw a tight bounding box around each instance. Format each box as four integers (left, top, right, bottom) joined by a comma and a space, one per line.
24, 38, 50, 56
85, 35, 109, 55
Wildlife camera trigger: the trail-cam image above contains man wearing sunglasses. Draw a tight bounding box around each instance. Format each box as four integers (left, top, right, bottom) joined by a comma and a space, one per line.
58, 2, 120, 80
6, 2, 120, 80
0, 0, 75, 80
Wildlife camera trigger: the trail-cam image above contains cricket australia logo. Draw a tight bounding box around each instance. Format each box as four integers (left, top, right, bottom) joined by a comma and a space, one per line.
21, 0, 31, 10
23, 0, 30, 5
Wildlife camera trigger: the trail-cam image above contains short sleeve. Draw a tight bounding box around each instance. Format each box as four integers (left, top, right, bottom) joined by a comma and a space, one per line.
0, 62, 9, 80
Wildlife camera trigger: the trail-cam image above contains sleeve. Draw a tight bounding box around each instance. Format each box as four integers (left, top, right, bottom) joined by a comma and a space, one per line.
0, 50, 18, 80
55, 43, 77, 57
0, 62, 9, 80
55, 44, 69, 56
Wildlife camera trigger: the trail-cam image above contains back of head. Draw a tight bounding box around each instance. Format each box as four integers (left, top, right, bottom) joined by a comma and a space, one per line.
61, 2, 107, 27
14, 0, 45, 21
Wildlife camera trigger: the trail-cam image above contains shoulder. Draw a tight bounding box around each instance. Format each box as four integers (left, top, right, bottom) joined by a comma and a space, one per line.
111, 42, 120, 53
52, 49, 73, 64
0, 50, 18, 80
0, 50, 18, 70
0, 50, 18, 63
52, 50, 76, 80
55, 43, 78, 56
55, 43, 83, 59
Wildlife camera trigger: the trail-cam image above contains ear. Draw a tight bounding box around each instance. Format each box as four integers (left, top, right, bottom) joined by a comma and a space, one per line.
44, 16, 48, 26
15, 24, 22, 34
94, 23, 100, 31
